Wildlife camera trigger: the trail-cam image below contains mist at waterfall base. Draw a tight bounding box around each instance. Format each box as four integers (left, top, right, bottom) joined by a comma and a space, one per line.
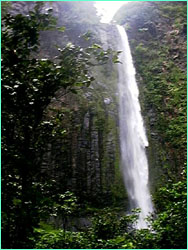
117, 25, 154, 229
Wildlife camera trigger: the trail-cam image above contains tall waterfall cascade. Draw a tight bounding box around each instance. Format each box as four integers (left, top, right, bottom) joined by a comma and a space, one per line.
116, 25, 154, 229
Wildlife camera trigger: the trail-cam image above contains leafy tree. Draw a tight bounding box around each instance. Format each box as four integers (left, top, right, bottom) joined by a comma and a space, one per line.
152, 176, 187, 249
89, 208, 139, 241
2, 5, 58, 247
1, 3, 114, 248
30, 196, 187, 249
31, 209, 140, 249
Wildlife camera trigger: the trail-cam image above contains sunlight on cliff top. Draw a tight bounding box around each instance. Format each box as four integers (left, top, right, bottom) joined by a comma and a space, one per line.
95, 1, 129, 23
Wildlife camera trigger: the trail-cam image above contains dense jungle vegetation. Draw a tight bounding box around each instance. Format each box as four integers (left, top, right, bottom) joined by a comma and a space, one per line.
2, 2, 187, 249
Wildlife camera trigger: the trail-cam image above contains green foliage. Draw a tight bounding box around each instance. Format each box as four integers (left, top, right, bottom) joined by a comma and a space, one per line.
91, 210, 119, 240
1, 1, 11, 18
129, 3, 186, 178
114, 3, 187, 249
152, 178, 187, 249
90, 208, 139, 241
31, 209, 140, 249
1, 4, 114, 248
2, 7, 58, 246
33, 227, 89, 249
30, 191, 187, 249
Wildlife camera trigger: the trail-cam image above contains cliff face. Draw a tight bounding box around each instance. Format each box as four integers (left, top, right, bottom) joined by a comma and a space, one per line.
8, 1, 186, 206
114, 1, 187, 190
37, 3, 126, 206
8, 1, 126, 206
42, 25, 126, 206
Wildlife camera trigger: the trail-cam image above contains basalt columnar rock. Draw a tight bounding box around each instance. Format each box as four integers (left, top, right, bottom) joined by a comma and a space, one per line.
41, 23, 126, 206
8, 1, 126, 206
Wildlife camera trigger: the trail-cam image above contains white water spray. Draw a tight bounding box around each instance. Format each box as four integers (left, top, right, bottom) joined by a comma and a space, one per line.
117, 25, 153, 229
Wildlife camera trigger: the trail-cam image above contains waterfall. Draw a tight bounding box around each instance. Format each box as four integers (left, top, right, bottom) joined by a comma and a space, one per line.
116, 25, 154, 229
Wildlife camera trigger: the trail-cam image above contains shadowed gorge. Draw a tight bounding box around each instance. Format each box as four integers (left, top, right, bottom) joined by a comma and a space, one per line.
2, 1, 186, 249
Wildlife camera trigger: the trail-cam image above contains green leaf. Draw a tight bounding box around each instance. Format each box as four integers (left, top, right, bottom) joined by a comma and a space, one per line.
13, 198, 22, 206
92, 44, 101, 49
57, 26, 66, 32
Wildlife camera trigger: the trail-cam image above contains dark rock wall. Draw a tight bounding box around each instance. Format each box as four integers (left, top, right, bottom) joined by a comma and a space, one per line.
23, 2, 126, 206
42, 61, 126, 206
